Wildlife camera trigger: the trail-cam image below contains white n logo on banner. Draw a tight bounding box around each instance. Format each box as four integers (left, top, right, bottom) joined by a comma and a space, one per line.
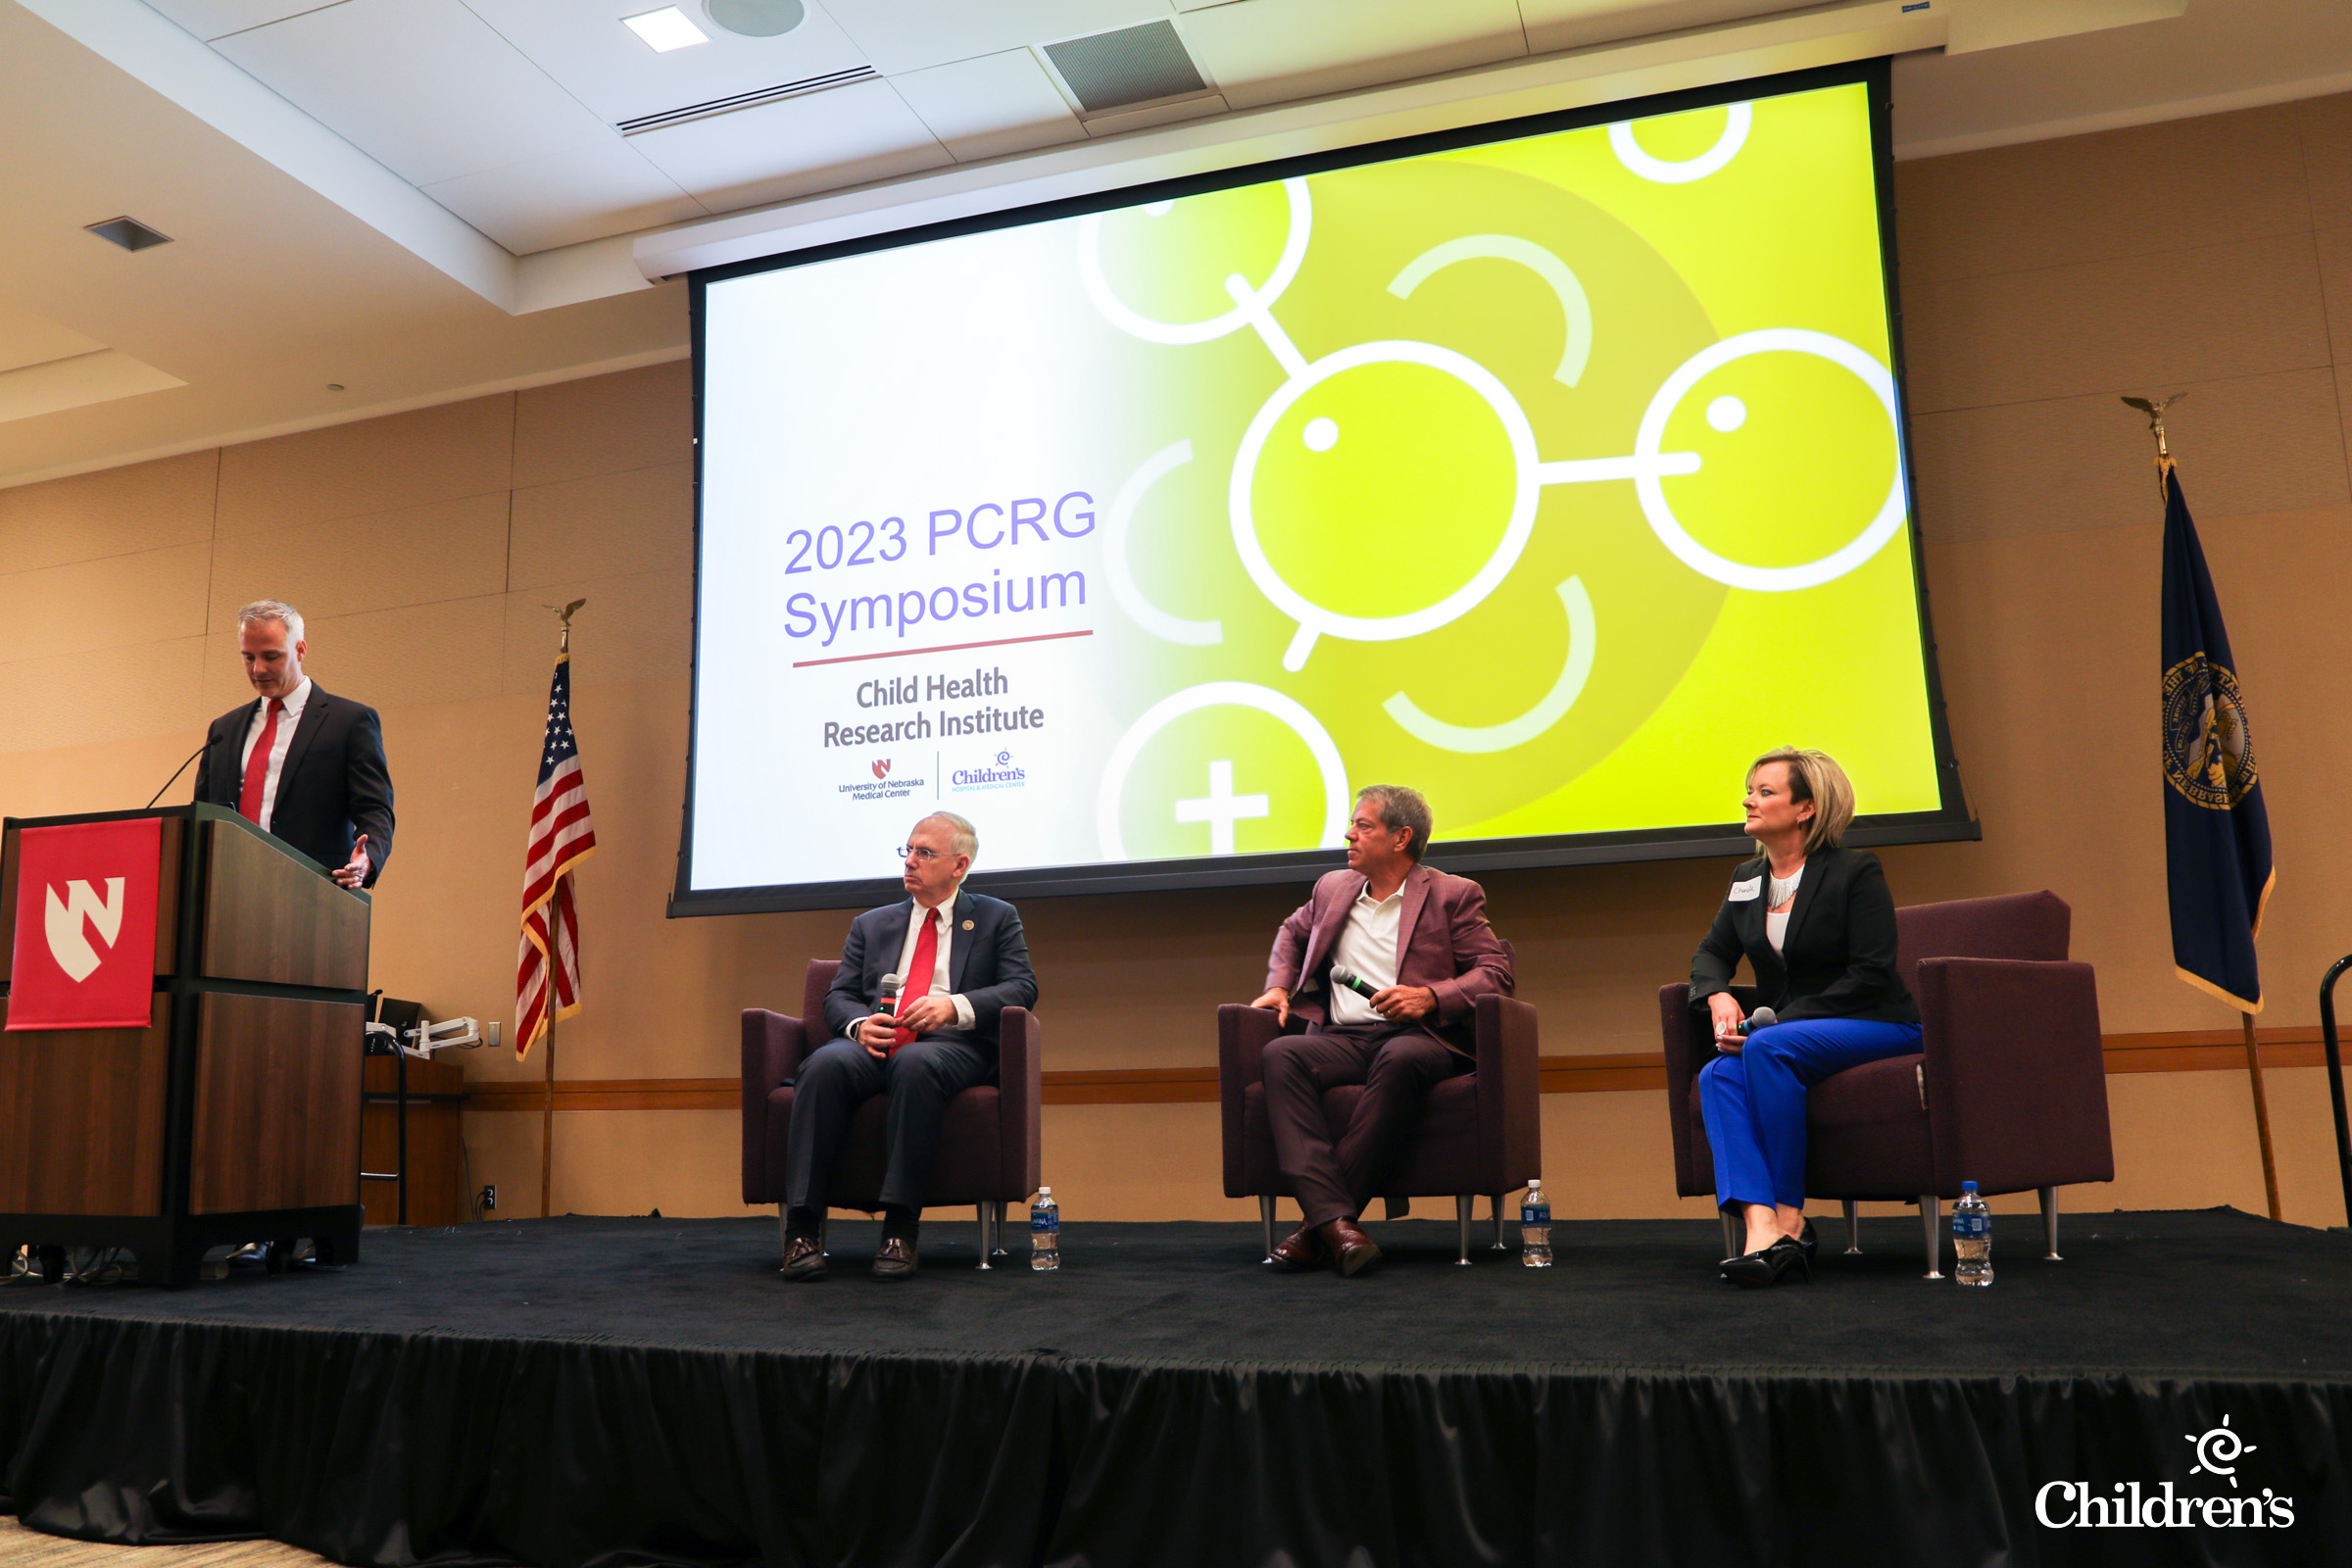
44, 878, 126, 982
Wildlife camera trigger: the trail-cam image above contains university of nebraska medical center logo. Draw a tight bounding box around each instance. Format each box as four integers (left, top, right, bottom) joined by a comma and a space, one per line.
871, 759, 892, 780
6, 816, 163, 1032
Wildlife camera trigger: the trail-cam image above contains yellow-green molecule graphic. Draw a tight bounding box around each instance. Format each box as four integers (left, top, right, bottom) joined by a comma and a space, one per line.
1083, 87, 1921, 859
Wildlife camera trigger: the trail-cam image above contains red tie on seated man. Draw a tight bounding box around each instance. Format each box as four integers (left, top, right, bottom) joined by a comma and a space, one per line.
893, 913, 941, 1050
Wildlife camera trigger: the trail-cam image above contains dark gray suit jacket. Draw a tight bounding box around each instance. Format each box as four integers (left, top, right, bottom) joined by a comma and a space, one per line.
194, 684, 395, 888
822, 887, 1037, 1056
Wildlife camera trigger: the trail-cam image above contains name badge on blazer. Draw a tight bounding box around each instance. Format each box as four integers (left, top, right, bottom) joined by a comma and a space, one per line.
1727, 877, 1762, 903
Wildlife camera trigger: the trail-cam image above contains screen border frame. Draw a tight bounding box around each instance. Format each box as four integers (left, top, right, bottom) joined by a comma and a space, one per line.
671, 54, 1976, 918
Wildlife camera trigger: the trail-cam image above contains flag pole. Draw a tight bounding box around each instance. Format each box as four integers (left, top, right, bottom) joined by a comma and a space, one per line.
537, 601, 581, 1223
2128, 393, 2283, 1221
2241, 1012, 2282, 1221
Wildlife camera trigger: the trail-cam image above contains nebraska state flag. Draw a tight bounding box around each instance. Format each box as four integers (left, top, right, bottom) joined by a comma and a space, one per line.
7, 816, 163, 1031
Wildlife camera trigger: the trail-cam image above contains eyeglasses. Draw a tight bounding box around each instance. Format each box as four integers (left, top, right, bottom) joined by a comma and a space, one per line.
898, 845, 944, 862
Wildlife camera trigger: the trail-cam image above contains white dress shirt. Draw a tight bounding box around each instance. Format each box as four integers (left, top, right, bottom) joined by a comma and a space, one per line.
236, 676, 313, 833
1328, 879, 1404, 1025
848, 898, 976, 1037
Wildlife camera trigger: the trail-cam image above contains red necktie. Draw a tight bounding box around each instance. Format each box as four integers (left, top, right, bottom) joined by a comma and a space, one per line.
237, 698, 285, 824
894, 909, 941, 1048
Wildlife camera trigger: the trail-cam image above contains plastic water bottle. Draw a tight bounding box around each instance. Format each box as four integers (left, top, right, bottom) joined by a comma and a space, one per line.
1953, 1181, 1992, 1287
1520, 1179, 1551, 1268
1029, 1187, 1059, 1272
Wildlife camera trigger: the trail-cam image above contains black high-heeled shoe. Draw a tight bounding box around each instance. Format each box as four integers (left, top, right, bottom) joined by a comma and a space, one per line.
1719, 1235, 1813, 1288
1797, 1217, 1818, 1262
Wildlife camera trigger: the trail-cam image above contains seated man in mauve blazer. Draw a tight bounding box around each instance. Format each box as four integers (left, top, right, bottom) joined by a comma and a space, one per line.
783, 810, 1037, 1283
194, 599, 393, 890
1250, 784, 1513, 1277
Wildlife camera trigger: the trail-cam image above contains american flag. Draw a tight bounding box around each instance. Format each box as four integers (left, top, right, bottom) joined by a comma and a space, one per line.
516, 652, 596, 1058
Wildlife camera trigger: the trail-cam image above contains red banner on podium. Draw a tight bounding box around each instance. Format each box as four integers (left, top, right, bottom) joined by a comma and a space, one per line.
7, 817, 163, 1031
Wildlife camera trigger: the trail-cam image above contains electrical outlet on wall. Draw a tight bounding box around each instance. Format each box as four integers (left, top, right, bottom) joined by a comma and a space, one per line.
479, 1185, 497, 1211
487, 1021, 501, 1051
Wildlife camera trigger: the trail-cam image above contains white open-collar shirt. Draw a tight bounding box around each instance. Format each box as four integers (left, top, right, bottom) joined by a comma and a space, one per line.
847, 895, 977, 1037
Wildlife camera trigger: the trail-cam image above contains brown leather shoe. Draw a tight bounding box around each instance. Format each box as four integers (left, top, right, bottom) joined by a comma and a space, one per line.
1319, 1217, 1383, 1278
871, 1234, 918, 1281
781, 1233, 825, 1282
1268, 1223, 1327, 1270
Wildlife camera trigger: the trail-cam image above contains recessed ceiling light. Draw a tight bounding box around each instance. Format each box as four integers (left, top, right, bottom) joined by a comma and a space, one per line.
621, 6, 710, 52
85, 216, 172, 252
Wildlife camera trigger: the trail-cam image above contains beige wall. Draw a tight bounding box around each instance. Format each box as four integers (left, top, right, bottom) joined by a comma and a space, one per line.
6, 93, 2351, 1228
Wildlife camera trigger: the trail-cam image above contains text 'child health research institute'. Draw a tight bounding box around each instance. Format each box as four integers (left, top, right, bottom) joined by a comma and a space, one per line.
823, 667, 1045, 749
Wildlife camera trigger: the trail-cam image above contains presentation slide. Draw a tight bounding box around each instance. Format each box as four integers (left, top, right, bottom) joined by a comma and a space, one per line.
684, 67, 1962, 906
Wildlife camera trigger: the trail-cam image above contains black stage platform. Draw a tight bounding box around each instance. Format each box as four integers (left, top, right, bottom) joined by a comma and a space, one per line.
2, 1209, 2346, 1567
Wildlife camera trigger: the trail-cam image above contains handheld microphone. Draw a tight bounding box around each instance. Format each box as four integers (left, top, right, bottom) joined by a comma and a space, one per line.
145, 744, 206, 809
1330, 964, 1379, 1000
1739, 1005, 1779, 1035
877, 972, 903, 1015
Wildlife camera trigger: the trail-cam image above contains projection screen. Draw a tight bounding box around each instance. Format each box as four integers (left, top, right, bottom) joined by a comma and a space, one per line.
676, 60, 1972, 914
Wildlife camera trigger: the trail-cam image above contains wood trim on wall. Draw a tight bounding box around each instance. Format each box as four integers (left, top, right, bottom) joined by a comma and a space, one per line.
461, 1027, 2339, 1111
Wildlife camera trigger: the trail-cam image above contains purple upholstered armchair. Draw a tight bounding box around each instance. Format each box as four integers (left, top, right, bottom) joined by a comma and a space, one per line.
1219, 983, 1542, 1265
742, 958, 1042, 1266
1661, 890, 2113, 1276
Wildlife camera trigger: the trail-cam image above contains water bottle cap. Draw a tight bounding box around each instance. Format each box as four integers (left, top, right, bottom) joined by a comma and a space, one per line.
1961, 1180, 1978, 1193
1038, 1186, 1052, 1197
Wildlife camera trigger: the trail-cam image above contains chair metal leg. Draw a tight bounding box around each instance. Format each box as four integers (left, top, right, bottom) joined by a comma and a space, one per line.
777, 1202, 790, 1265
1720, 1210, 1742, 1260
1842, 1200, 1863, 1254
2040, 1186, 2062, 1260
1920, 1196, 1943, 1279
1455, 1195, 1474, 1265
975, 1202, 993, 1270
1259, 1195, 1277, 1262
1490, 1196, 1507, 1250
994, 1200, 1011, 1256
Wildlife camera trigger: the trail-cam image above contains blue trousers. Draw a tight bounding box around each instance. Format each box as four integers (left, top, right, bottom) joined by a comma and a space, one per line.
1698, 1017, 1923, 1210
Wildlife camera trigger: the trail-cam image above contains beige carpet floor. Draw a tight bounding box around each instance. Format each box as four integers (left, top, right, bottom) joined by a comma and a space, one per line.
0, 1520, 325, 1566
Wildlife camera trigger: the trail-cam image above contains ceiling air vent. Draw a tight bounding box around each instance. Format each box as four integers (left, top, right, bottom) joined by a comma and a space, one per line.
1044, 21, 1206, 116
618, 66, 878, 135
86, 216, 172, 252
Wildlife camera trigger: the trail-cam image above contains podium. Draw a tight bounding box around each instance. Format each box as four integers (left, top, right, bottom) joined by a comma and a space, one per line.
0, 805, 368, 1286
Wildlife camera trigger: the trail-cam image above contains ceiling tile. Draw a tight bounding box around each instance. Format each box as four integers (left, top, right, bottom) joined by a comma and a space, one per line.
421, 142, 707, 255
822, 0, 1175, 76
0, 300, 108, 376
625, 78, 952, 211
891, 49, 1086, 163
461, 0, 872, 126
1079, 92, 1228, 136
140, 2, 342, 42
1518, 0, 1809, 57
213, 0, 619, 187
1180, 0, 1527, 111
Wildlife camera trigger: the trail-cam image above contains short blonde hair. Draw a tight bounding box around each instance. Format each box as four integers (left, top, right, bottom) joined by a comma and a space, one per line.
916, 810, 977, 861
1747, 748, 1854, 857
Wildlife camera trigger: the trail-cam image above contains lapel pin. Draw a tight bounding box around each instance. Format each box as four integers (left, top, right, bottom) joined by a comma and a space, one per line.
961, 919, 974, 930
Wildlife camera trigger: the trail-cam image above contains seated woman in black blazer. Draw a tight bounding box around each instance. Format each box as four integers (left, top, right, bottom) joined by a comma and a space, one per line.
1690, 748, 1922, 1287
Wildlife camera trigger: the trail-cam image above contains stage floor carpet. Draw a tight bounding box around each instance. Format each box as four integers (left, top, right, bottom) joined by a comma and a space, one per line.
3, 1208, 2347, 1567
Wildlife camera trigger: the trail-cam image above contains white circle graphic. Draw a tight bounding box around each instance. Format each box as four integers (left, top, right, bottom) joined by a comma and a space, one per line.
1229, 339, 1542, 659
1608, 102, 1752, 184
1302, 416, 1338, 452
1097, 683, 1351, 859
1077, 178, 1312, 346
1633, 328, 1907, 593
1706, 395, 1745, 432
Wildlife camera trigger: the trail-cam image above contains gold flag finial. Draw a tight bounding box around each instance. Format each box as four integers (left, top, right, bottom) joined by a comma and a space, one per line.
544, 598, 586, 656
2122, 393, 2187, 495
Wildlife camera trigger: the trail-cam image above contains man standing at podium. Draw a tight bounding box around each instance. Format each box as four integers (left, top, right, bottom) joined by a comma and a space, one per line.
195, 599, 394, 890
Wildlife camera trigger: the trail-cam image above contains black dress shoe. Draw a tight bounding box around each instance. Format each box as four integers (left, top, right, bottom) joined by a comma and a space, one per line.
1268, 1224, 1326, 1270
1318, 1218, 1383, 1278
1719, 1235, 1812, 1289
872, 1235, 919, 1280
1796, 1217, 1819, 1262
782, 1234, 825, 1282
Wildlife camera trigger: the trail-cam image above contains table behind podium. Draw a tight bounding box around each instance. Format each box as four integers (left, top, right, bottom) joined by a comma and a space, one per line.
0, 805, 367, 1285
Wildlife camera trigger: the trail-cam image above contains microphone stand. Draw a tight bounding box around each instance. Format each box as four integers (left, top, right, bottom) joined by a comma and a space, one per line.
145, 744, 205, 808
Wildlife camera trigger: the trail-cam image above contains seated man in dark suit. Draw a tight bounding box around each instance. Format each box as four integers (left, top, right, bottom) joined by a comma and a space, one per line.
193, 599, 394, 889
1250, 785, 1513, 1276
784, 811, 1037, 1282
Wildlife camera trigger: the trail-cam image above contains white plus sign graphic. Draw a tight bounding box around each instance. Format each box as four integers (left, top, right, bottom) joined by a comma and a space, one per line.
1173, 760, 1269, 855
